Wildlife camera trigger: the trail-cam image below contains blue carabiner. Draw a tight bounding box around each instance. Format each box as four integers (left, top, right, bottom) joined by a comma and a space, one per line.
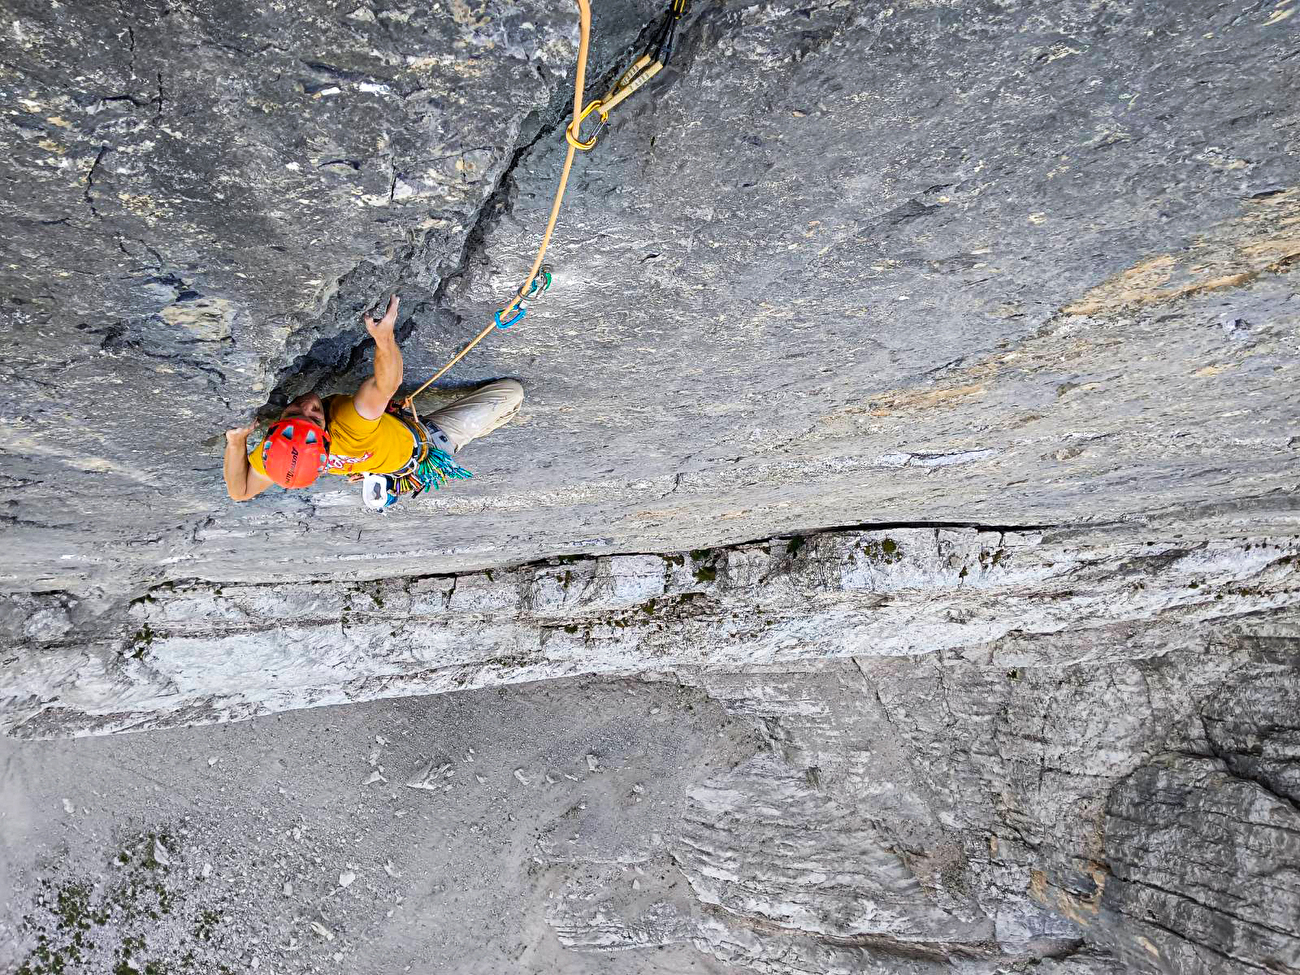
495, 306, 526, 330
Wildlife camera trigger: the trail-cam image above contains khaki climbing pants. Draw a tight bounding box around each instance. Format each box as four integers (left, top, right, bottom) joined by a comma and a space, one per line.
421, 378, 524, 453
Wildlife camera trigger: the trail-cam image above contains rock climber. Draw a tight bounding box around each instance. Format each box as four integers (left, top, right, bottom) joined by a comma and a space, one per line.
223, 295, 523, 505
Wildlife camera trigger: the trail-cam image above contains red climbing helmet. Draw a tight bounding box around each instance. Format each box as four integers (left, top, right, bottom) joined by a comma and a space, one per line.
261, 419, 330, 488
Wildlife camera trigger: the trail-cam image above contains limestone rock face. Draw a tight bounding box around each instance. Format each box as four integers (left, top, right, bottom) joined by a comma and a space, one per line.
5, 522, 1300, 736
541, 631, 1300, 974
2, 0, 1297, 594
2, 0, 1299, 972
1100, 675, 1300, 975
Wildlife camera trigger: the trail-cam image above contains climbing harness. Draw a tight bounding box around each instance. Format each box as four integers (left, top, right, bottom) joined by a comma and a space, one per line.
361, 404, 472, 511
402, 0, 686, 425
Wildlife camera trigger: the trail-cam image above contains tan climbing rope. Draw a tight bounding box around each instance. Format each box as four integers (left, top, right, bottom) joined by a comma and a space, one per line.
404, 0, 596, 422
403, 0, 688, 424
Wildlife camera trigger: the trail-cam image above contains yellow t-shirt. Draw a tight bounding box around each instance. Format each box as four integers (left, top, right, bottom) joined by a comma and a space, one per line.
250, 396, 415, 480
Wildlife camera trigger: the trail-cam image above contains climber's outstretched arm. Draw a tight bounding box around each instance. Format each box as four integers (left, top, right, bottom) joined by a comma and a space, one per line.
354, 295, 403, 421
224, 423, 274, 501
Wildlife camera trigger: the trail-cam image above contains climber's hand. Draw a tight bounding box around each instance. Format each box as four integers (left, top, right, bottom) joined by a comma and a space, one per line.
226, 421, 256, 444
365, 295, 400, 342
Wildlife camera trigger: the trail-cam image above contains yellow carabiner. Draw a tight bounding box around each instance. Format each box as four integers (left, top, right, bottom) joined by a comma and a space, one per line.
565, 98, 607, 151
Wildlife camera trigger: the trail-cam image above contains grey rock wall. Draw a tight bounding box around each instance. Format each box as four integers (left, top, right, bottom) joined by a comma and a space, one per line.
5, 520, 1298, 736
542, 631, 1300, 974
1, 0, 1297, 599
3, 2, 1300, 972
1099, 673, 1300, 975
4, 638, 1294, 974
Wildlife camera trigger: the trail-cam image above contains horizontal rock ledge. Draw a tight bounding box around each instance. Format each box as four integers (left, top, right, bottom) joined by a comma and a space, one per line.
4, 524, 1298, 739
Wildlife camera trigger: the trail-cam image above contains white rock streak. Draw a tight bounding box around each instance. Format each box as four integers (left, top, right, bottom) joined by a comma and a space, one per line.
3, 527, 1297, 737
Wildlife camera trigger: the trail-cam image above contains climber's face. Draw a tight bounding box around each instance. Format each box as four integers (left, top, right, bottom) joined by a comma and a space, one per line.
280, 392, 326, 429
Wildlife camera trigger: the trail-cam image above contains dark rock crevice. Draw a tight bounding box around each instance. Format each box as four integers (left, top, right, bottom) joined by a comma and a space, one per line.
1099, 665, 1300, 974
113, 0, 137, 75
82, 145, 110, 220
253, 111, 554, 412
1119, 873, 1299, 946
1122, 911, 1256, 971
260, 0, 706, 416
1204, 739, 1300, 819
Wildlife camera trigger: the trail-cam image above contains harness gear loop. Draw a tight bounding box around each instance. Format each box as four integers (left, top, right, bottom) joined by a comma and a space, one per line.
565, 98, 607, 150
375, 405, 473, 507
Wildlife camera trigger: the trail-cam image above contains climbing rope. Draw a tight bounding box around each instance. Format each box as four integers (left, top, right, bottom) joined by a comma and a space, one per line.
404, 0, 687, 424
403, 0, 594, 423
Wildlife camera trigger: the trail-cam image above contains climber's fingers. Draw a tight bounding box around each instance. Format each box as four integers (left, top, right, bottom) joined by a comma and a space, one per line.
225, 421, 256, 443
365, 295, 400, 340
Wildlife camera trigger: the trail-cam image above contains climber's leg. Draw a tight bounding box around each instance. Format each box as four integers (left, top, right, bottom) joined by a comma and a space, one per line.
423, 379, 524, 453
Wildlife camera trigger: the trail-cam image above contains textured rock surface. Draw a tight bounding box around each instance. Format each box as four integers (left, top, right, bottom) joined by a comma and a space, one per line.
1, 0, 1297, 596
545, 635, 1300, 974
3, 1, 1300, 972
4, 636, 1296, 973
5, 521, 1299, 735
1099, 674, 1300, 974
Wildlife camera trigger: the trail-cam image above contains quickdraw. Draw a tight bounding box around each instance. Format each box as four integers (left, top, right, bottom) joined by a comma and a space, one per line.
494, 265, 553, 330
569, 0, 689, 150
495, 306, 525, 330
403, 0, 688, 427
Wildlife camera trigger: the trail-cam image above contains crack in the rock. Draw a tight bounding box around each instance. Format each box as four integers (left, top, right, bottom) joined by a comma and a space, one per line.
184, 37, 294, 57
83, 145, 110, 220
154, 71, 166, 122
1113, 905, 1276, 972
1203, 737, 1300, 818
138, 238, 166, 270
101, 337, 228, 385
300, 59, 386, 82
99, 93, 151, 108
258, 3, 704, 416
256, 97, 566, 413
1115, 874, 1299, 942
112, 234, 165, 272
114, 0, 136, 75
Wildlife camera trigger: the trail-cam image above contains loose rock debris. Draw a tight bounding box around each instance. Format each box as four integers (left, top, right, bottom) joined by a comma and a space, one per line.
405, 759, 454, 790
